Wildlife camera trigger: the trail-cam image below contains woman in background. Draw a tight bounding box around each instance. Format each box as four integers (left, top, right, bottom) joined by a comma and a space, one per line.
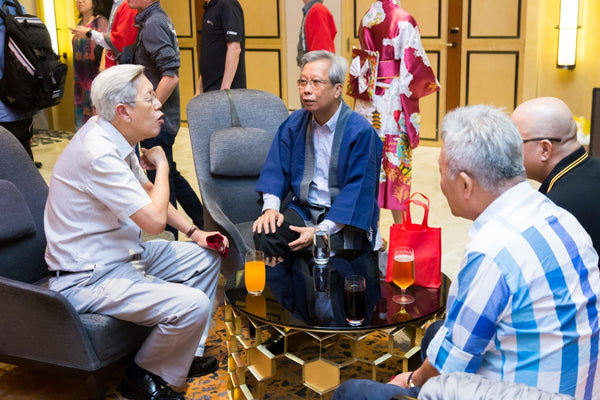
354, 0, 439, 224
70, 0, 107, 130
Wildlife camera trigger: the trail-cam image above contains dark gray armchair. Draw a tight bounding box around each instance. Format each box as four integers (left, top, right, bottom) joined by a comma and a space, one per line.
187, 89, 290, 278
0, 128, 151, 399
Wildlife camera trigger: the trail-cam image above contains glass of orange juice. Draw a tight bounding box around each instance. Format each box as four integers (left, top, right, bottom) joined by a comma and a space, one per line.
245, 250, 266, 295
392, 247, 415, 305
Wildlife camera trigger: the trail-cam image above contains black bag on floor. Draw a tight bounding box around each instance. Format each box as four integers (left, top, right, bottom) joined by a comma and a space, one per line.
0, 0, 67, 111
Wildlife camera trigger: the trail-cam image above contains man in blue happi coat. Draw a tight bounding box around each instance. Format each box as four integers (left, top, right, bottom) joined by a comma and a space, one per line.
252, 50, 382, 256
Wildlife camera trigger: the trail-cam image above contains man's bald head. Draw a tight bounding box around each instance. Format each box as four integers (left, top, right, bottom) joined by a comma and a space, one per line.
511, 97, 580, 183
512, 97, 577, 143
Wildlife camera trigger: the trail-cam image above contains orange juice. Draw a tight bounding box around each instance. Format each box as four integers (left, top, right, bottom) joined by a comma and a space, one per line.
392, 255, 415, 289
245, 260, 266, 294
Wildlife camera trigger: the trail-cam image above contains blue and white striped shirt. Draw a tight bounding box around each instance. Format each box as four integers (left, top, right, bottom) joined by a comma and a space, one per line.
427, 182, 600, 399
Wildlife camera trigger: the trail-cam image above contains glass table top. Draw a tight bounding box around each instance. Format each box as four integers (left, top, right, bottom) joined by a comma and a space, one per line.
225, 250, 450, 332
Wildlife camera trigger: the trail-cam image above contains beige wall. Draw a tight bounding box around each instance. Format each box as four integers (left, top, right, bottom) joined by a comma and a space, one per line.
524, 0, 600, 120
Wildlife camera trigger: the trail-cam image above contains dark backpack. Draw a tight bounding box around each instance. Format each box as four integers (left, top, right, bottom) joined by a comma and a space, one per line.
0, 0, 67, 111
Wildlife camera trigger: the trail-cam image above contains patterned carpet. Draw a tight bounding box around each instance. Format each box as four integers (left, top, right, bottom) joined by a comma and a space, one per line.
0, 302, 405, 399
30, 129, 74, 147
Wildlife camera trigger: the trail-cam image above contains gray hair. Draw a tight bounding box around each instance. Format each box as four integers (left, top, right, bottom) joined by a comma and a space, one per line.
441, 104, 526, 192
301, 50, 348, 85
91, 64, 145, 121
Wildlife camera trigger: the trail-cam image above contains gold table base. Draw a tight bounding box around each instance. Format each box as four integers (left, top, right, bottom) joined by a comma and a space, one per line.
225, 303, 444, 399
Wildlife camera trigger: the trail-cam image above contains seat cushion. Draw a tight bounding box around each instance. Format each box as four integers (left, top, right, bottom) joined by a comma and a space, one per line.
210, 127, 273, 176
0, 180, 36, 243
79, 313, 151, 364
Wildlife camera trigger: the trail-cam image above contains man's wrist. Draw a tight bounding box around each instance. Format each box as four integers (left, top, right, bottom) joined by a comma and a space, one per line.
186, 225, 198, 238
407, 371, 417, 388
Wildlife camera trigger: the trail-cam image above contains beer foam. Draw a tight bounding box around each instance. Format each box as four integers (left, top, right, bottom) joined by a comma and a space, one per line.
394, 254, 413, 262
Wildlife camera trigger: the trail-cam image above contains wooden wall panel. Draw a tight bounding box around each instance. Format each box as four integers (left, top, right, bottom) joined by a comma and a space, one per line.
162, 0, 194, 38
179, 48, 197, 123
466, 51, 518, 109
402, 0, 441, 38
468, 0, 521, 38
239, 0, 279, 38
246, 49, 282, 98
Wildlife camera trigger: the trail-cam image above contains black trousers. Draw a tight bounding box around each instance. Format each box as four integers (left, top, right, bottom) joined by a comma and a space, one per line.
0, 117, 33, 160
252, 207, 355, 257
253, 207, 305, 257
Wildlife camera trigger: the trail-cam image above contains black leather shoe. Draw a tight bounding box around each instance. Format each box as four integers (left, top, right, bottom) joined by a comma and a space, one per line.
187, 356, 218, 378
120, 363, 185, 400
263, 333, 285, 355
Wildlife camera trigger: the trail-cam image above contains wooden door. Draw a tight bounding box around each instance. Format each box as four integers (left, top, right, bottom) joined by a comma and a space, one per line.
459, 0, 525, 111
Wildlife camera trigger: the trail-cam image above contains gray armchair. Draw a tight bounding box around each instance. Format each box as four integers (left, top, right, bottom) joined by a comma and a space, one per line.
396, 372, 575, 400
0, 128, 151, 399
187, 89, 290, 278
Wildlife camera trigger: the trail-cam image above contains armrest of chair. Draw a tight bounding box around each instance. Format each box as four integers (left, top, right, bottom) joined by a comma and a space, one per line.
199, 179, 251, 253
0, 276, 100, 369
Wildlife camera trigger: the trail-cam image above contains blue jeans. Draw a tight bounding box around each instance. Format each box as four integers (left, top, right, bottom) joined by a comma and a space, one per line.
332, 320, 444, 400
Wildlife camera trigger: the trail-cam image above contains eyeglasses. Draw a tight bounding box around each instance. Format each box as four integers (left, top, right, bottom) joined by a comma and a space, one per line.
522, 137, 562, 144
297, 79, 331, 89
132, 92, 157, 106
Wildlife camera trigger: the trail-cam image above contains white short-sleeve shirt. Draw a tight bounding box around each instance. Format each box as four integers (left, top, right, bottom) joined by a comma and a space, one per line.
44, 116, 151, 272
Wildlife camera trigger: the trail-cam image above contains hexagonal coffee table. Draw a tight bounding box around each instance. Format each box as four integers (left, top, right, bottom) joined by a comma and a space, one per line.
224, 250, 449, 399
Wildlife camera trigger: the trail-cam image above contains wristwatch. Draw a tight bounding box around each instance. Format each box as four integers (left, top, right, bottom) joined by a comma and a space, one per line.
407, 371, 416, 388
86, 29, 92, 39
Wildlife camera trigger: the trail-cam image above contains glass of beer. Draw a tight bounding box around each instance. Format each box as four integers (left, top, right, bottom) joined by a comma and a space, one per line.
392, 247, 415, 305
245, 250, 266, 295
344, 275, 367, 326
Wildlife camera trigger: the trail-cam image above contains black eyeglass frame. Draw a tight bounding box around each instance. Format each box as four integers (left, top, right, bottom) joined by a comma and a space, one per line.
522, 137, 562, 144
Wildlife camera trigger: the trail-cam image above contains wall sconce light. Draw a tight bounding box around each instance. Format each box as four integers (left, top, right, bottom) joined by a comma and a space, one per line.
557, 0, 580, 69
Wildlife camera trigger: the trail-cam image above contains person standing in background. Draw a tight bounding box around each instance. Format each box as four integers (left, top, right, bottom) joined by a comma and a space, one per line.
128, 0, 204, 236
511, 97, 600, 257
354, 0, 439, 225
296, 0, 337, 67
70, 0, 107, 130
196, 0, 245, 94
71, 0, 138, 69
0, 0, 42, 167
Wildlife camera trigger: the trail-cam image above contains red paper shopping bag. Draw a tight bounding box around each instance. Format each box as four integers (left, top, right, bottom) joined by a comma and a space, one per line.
386, 193, 442, 288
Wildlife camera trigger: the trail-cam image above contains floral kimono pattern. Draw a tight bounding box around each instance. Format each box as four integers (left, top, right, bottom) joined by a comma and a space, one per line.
354, 0, 440, 210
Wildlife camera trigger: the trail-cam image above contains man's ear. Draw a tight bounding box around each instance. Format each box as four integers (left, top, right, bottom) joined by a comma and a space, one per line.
539, 140, 553, 161
333, 83, 343, 99
458, 171, 474, 200
115, 103, 131, 123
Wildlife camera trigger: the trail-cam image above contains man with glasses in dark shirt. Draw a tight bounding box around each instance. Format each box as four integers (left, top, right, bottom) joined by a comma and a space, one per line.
512, 96, 600, 257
